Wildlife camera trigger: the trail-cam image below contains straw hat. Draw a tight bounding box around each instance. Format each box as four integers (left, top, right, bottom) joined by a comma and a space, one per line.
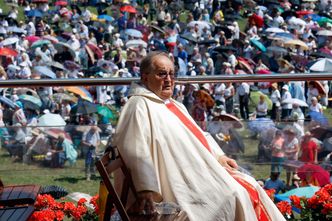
271, 83, 278, 89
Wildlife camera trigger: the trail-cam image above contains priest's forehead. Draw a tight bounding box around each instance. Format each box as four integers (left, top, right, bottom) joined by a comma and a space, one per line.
140, 52, 174, 74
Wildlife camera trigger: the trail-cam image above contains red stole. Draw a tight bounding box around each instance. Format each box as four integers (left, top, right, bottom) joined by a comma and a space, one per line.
166, 101, 270, 221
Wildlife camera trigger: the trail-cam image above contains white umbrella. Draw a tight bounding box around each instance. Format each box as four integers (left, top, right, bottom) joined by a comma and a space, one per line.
125, 29, 143, 38
288, 17, 306, 26
38, 113, 66, 128
310, 58, 332, 72
317, 30, 332, 36
1, 37, 19, 46
125, 39, 147, 48
265, 27, 285, 33
282, 98, 308, 107
187, 21, 211, 30
54, 42, 76, 58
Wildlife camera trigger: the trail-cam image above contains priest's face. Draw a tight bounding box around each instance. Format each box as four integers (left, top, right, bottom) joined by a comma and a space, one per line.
142, 55, 175, 100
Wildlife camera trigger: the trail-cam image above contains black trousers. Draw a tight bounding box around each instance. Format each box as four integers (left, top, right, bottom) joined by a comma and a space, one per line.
239, 94, 249, 120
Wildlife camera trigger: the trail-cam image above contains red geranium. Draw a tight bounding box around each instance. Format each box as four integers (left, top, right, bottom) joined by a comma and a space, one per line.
290, 195, 302, 209
276, 201, 292, 215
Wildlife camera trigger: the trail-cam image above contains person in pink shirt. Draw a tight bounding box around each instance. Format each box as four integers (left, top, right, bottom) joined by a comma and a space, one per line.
271, 130, 285, 173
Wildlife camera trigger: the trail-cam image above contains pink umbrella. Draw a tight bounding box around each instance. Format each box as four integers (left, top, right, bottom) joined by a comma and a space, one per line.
298, 163, 330, 187
86, 43, 103, 59
42, 35, 59, 44
25, 36, 40, 44
55, 0, 67, 6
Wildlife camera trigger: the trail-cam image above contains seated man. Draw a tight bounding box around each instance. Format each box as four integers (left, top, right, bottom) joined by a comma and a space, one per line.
114, 52, 285, 221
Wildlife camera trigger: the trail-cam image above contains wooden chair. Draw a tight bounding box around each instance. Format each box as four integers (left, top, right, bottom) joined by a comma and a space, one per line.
95, 152, 188, 221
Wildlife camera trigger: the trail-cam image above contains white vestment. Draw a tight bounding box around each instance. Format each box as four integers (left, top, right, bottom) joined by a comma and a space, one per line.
115, 83, 285, 221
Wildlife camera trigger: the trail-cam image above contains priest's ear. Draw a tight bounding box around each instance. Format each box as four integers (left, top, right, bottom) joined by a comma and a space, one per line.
141, 72, 148, 83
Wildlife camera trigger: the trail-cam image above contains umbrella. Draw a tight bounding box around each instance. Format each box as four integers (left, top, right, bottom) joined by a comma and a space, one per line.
64, 86, 93, 102
248, 14, 264, 28
267, 46, 288, 54
296, 10, 314, 17
150, 25, 165, 34
74, 99, 98, 115
63, 60, 81, 71
0, 47, 18, 57
271, 32, 295, 41
311, 81, 327, 94
97, 14, 114, 22
0, 96, 15, 109
284, 39, 309, 50
86, 43, 103, 59
308, 111, 329, 126
288, 17, 306, 26
310, 126, 332, 141
55, 1, 68, 6
298, 163, 330, 187
97, 105, 114, 119
120, 5, 137, 13
309, 58, 332, 72
44, 128, 73, 144
309, 51, 332, 59
229, 128, 245, 153
265, 27, 285, 33
1, 37, 19, 46
126, 39, 147, 48
50, 61, 65, 70
25, 36, 41, 44
42, 35, 59, 44
125, 29, 143, 38
249, 90, 272, 111
237, 57, 253, 74
27, 9, 43, 18
213, 45, 237, 53
212, 113, 243, 129
281, 98, 308, 107
7, 27, 26, 34
32, 0, 48, 2
54, 42, 76, 58
180, 33, 198, 43
250, 39, 266, 52
96, 59, 118, 72
248, 118, 275, 134
52, 93, 77, 103
274, 186, 320, 202
187, 21, 211, 30
195, 90, 215, 109
33, 66, 56, 79
316, 29, 332, 36
31, 39, 51, 49
198, 39, 217, 45
19, 94, 42, 110
38, 113, 66, 128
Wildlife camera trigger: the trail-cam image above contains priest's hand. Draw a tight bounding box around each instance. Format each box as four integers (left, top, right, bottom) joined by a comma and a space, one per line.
128, 190, 156, 215
218, 155, 238, 171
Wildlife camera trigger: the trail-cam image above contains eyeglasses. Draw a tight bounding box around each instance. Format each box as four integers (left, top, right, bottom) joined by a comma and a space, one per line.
156, 71, 176, 79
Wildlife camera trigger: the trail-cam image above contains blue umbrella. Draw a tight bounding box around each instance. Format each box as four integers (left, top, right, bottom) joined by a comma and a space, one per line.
0, 96, 15, 109
308, 111, 329, 127
125, 29, 143, 38
27, 9, 43, 18
275, 186, 320, 203
248, 118, 275, 134
273, 32, 294, 41
98, 14, 114, 22
250, 39, 266, 52
33, 66, 56, 79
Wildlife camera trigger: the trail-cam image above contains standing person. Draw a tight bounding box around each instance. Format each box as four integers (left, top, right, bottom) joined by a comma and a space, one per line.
224, 82, 234, 114
256, 95, 268, 118
114, 52, 285, 221
237, 82, 250, 120
309, 97, 323, 113
283, 127, 300, 187
81, 126, 101, 181
281, 85, 292, 120
270, 83, 281, 121
300, 132, 318, 164
270, 130, 285, 173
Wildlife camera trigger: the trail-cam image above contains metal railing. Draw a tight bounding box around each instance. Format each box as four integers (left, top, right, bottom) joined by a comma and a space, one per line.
1, 73, 332, 87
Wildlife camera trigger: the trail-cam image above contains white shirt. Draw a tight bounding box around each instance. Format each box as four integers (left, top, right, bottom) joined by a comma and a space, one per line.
271, 89, 281, 106
282, 91, 292, 109
237, 83, 250, 96
309, 103, 322, 113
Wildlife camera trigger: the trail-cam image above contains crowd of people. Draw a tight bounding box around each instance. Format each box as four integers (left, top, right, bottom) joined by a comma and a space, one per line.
0, 0, 331, 193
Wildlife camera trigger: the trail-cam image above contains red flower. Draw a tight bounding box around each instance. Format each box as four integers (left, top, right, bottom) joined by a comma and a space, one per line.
276, 201, 292, 215
90, 194, 100, 214
322, 202, 332, 214
54, 210, 65, 221
316, 189, 331, 204
290, 195, 302, 209
323, 184, 332, 195
307, 195, 319, 209
78, 198, 87, 206
265, 189, 275, 200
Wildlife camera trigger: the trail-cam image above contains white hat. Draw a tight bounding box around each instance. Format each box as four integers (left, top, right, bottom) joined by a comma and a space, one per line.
282, 85, 289, 90
223, 62, 231, 67
187, 62, 193, 67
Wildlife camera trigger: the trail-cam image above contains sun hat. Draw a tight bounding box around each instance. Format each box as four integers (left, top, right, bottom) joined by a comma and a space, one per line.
282, 85, 289, 90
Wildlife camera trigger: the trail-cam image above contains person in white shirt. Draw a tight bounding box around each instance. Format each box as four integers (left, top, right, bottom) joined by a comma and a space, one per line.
227, 49, 237, 70
270, 83, 281, 120
81, 7, 91, 23
238, 82, 250, 120
307, 81, 319, 105
309, 97, 323, 113
281, 85, 292, 120
256, 95, 268, 118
